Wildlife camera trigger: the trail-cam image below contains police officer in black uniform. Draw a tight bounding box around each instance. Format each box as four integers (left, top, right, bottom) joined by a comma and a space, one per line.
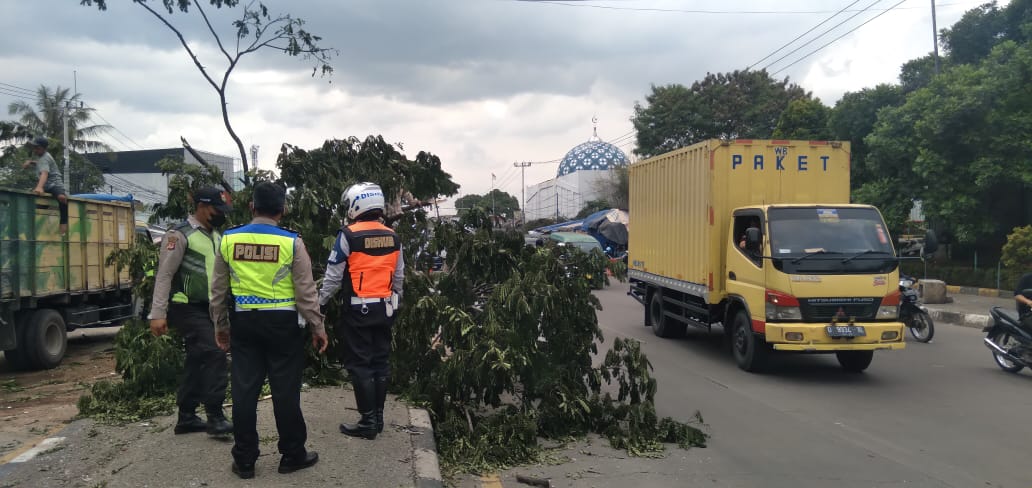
319, 182, 404, 440
149, 187, 232, 437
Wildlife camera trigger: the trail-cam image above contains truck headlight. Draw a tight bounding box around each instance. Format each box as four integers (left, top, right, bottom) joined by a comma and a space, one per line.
878, 290, 901, 319
877, 305, 899, 319
765, 289, 802, 321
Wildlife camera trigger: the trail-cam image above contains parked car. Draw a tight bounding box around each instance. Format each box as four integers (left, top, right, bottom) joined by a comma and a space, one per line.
548, 232, 606, 289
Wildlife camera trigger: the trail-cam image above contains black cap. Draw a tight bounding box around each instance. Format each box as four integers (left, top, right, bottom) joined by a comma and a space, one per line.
194, 187, 232, 213
28, 136, 48, 148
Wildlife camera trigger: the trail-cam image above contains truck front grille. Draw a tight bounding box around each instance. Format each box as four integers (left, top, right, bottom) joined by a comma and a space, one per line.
798, 297, 881, 322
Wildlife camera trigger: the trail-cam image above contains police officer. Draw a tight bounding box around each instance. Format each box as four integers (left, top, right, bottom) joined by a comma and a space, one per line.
319, 182, 404, 440
209, 182, 328, 479
149, 187, 232, 437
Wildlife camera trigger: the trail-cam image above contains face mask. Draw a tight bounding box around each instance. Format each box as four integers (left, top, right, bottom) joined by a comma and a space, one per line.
209, 212, 227, 228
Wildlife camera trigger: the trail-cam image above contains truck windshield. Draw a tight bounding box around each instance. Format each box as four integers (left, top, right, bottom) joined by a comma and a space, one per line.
768, 207, 898, 274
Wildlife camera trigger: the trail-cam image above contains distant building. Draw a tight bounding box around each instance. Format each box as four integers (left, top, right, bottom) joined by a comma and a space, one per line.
84, 148, 234, 206
524, 125, 630, 221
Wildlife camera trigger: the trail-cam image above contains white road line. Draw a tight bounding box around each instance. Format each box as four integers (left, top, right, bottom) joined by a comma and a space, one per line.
9, 437, 66, 463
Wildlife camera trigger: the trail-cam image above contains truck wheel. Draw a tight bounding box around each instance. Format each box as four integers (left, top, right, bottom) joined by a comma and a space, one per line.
24, 310, 67, 370
2, 314, 33, 371
835, 350, 874, 373
731, 310, 768, 372
649, 292, 685, 338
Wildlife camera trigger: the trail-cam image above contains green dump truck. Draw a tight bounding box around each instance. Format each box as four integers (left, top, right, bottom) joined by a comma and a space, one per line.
1, 188, 137, 370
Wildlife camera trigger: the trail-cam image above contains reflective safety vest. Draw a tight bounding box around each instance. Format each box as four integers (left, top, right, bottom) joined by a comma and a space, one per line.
342, 221, 400, 299
170, 222, 219, 304
221, 223, 297, 310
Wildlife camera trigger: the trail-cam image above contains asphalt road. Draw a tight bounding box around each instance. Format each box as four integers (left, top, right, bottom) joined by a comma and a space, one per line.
477, 286, 1032, 488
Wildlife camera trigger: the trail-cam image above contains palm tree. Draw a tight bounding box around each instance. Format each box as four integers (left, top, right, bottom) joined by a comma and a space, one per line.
7, 85, 112, 152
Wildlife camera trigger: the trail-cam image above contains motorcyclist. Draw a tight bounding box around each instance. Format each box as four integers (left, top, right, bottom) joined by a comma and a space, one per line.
1014, 272, 1032, 328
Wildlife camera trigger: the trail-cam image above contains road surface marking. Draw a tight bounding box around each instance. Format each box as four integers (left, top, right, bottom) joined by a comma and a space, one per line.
8, 437, 66, 463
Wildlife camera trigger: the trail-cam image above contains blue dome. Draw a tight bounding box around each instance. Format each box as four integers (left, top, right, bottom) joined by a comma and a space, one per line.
557, 139, 629, 177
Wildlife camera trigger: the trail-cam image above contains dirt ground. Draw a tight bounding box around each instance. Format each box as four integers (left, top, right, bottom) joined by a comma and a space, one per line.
0, 326, 121, 461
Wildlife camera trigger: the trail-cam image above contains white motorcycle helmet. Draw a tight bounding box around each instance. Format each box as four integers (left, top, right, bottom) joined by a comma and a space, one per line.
341, 182, 385, 220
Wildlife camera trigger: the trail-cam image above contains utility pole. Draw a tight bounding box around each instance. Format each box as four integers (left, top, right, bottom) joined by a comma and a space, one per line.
62, 101, 70, 190
513, 161, 531, 223
931, 0, 941, 75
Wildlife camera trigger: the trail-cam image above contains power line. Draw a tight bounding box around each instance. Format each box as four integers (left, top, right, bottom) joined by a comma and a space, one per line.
749, 0, 863, 70
771, 0, 911, 75
0, 88, 35, 101
761, 0, 885, 72
0, 82, 35, 96
515, 0, 977, 15
84, 104, 147, 150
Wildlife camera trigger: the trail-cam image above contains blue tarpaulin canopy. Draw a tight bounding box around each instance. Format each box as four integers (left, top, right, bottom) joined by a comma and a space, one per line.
72, 193, 135, 202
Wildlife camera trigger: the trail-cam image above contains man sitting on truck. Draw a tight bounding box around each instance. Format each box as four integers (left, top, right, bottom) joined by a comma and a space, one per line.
22, 137, 68, 234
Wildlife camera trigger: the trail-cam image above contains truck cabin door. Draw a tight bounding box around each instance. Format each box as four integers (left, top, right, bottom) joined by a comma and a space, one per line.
727, 212, 767, 330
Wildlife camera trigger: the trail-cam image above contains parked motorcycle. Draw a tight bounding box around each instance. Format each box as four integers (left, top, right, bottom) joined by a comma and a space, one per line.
899, 274, 934, 342
984, 305, 1032, 373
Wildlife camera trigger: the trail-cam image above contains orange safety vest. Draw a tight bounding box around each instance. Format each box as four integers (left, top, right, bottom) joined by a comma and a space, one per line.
343, 221, 400, 298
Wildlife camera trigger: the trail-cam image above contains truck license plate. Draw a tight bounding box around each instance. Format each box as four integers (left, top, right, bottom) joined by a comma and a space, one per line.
826, 325, 866, 338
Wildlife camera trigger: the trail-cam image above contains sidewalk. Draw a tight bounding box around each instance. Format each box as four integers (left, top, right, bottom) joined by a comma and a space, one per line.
923, 291, 1015, 329
0, 386, 443, 487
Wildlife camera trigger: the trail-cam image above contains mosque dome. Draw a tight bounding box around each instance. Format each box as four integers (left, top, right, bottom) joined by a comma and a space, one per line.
556, 125, 630, 177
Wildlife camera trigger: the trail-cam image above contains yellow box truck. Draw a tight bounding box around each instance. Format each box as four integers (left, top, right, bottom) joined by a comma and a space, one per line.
1, 189, 137, 370
628, 139, 934, 373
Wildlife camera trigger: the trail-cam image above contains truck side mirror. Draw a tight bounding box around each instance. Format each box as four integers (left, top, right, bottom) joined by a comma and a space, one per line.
745, 227, 762, 248
922, 229, 939, 256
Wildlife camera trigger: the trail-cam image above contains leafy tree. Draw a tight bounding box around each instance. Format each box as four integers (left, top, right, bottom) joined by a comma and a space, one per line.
81, 0, 337, 185
940, 1, 1007, 65
276, 135, 460, 268
392, 209, 706, 474
454, 190, 519, 218
6, 85, 112, 152
631, 70, 811, 157
576, 199, 611, 219
523, 217, 557, 232
865, 40, 1032, 246
772, 98, 832, 140
827, 84, 905, 189
1001, 225, 1032, 285
899, 54, 943, 94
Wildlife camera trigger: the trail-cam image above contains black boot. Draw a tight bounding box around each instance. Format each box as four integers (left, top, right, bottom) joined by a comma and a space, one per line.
374, 376, 389, 434
174, 409, 207, 435
279, 451, 319, 474
205, 404, 233, 436
339, 377, 378, 439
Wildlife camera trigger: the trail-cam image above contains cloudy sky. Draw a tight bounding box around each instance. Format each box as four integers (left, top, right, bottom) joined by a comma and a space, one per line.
0, 0, 999, 212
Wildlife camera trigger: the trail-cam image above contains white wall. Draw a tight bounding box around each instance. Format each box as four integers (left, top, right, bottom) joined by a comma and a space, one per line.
524, 170, 617, 221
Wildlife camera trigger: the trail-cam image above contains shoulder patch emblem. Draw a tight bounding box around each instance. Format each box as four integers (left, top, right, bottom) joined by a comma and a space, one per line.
166, 235, 178, 250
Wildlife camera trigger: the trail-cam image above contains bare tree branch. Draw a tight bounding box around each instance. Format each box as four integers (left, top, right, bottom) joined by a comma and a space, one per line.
193, 0, 233, 63
134, 1, 221, 94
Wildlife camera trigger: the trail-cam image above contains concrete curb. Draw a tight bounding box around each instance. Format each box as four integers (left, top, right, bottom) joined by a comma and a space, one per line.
945, 285, 1011, 299
408, 406, 443, 488
925, 308, 991, 330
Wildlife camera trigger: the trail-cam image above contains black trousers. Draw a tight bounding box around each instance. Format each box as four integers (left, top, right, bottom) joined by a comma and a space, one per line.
168, 303, 228, 411
44, 184, 68, 225
338, 303, 393, 380
229, 310, 307, 465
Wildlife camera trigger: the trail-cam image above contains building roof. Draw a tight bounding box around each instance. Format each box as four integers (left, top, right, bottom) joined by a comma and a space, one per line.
556, 127, 629, 177
84, 148, 184, 174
